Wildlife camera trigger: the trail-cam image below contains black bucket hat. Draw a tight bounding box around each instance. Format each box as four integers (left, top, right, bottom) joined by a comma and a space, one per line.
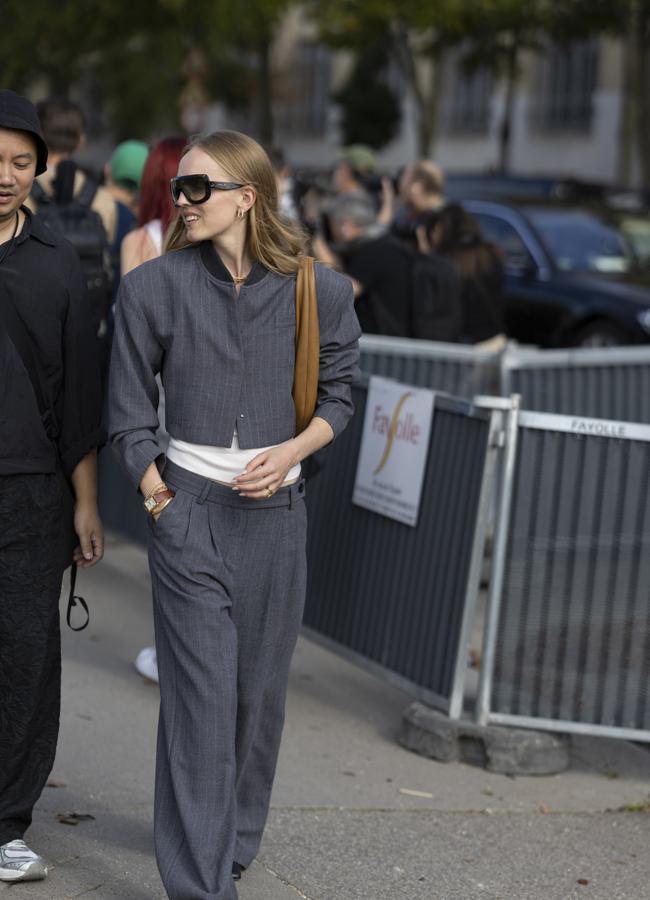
0, 90, 48, 175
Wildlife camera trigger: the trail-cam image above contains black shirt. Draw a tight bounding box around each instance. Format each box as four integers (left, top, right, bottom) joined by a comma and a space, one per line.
342, 233, 413, 337
458, 256, 505, 344
0, 208, 104, 476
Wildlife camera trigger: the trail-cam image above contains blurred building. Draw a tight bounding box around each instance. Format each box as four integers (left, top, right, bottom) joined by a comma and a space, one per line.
252, 11, 634, 188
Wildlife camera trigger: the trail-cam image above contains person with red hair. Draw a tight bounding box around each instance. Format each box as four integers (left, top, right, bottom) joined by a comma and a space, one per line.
121, 137, 186, 275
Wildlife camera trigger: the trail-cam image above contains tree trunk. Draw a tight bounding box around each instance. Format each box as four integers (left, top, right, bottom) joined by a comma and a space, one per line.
390, 20, 443, 158
635, 5, 650, 190
497, 41, 518, 174
617, 0, 637, 184
257, 35, 274, 144
418, 47, 446, 157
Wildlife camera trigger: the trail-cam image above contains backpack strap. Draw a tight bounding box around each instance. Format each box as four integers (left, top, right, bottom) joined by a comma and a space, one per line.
76, 173, 99, 208
30, 179, 49, 206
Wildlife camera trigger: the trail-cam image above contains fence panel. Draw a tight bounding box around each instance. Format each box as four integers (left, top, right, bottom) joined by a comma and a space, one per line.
478, 410, 650, 741
305, 382, 498, 714
360, 334, 501, 397
502, 345, 650, 423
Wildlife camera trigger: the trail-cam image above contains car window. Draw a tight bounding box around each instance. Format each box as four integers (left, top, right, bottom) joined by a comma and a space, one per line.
619, 216, 650, 266
526, 209, 632, 273
474, 214, 535, 271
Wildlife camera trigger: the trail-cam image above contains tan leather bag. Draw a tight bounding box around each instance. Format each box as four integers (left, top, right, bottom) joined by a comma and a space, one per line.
293, 256, 320, 434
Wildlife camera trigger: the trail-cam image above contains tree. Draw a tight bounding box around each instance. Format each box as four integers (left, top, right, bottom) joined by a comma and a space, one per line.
450, 1, 547, 173
333, 46, 401, 149
534, 0, 650, 189
173, 0, 298, 143
311, 0, 468, 156
0, 0, 298, 143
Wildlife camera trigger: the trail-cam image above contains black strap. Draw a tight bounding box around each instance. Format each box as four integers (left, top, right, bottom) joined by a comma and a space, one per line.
31, 164, 98, 208
76, 173, 98, 208
66, 563, 90, 631
30, 180, 48, 205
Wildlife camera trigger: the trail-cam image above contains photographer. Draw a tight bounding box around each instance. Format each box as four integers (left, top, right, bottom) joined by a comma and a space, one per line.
333, 145, 395, 227
392, 160, 446, 251
315, 193, 413, 336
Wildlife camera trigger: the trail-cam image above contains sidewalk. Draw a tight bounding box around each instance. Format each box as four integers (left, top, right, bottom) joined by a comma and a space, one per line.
3, 534, 650, 900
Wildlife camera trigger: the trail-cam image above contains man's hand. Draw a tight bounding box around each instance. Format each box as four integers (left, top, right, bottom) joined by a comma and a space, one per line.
73, 502, 104, 567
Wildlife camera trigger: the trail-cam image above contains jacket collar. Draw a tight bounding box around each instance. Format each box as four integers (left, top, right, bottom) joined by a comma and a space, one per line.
199, 240, 268, 286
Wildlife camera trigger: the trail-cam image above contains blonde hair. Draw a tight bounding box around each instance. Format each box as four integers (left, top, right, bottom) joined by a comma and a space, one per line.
165, 130, 306, 274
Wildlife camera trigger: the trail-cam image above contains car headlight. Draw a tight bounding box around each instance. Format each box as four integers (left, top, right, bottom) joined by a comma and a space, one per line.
638, 309, 650, 335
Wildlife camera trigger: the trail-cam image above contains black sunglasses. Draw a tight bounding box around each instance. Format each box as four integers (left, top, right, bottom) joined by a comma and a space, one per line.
170, 173, 244, 206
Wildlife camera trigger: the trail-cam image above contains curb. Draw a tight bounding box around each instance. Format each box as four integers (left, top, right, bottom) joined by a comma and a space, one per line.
399, 702, 571, 776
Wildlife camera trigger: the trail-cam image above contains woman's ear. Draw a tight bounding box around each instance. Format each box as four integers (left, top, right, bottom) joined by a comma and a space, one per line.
240, 186, 256, 212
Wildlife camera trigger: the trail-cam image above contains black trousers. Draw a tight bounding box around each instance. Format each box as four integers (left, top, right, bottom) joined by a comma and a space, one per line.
0, 472, 65, 845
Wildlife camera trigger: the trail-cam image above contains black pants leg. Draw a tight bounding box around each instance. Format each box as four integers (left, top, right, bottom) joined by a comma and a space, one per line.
0, 473, 65, 845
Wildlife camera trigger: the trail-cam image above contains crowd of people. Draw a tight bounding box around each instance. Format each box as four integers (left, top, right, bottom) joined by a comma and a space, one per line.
0, 90, 504, 899
19, 99, 507, 359
298, 146, 506, 348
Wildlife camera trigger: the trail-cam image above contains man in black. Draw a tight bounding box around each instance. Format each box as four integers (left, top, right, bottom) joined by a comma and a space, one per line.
0, 90, 104, 883
324, 194, 412, 335
324, 194, 461, 341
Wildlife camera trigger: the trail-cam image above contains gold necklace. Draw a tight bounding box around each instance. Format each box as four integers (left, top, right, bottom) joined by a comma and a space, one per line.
232, 274, 248, 285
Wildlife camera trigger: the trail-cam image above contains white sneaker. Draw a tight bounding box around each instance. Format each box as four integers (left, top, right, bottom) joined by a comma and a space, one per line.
135, 646, 159, 682
0, 839, 48, 882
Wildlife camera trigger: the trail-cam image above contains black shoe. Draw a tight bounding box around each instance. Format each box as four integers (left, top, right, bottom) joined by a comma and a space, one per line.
232, 862, 245, 881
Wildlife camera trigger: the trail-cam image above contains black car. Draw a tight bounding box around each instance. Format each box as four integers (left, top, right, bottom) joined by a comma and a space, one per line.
463, 200, 650, 347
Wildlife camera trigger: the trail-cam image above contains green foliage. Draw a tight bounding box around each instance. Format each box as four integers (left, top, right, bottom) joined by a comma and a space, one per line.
333, 47, 401, 149
0, 0, 297, 140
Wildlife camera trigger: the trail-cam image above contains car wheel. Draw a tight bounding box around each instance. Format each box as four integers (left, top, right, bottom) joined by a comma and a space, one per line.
573, 320, 631, 348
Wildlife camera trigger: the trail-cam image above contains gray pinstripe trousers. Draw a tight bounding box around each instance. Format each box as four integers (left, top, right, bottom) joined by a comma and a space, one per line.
148, 461, 307, 900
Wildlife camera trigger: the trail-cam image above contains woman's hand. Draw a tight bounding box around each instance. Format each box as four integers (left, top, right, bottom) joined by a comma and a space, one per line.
233, 440, 300, 499
73, 502, 104, 567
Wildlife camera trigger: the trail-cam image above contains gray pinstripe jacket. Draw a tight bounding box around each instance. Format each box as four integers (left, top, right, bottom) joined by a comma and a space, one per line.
108, 242, 361, 487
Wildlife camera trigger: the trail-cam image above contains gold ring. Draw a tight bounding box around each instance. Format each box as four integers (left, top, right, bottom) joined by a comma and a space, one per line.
266, 487, 273, 498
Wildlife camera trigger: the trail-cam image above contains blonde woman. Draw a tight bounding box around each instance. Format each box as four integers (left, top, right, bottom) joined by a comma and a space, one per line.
108, 131, 360, 899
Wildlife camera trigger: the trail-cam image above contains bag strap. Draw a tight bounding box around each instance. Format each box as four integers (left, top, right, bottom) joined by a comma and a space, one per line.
66, 563, 90, 631
76, 172, 99, 209
292, 256, 320, 434
30, 180, 48, 206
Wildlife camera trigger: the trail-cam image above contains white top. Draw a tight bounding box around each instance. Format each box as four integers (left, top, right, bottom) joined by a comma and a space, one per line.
145, 219, 163, 255
166, 430, 301, 486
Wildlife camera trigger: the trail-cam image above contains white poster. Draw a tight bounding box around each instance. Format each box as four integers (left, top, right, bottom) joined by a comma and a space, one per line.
352, 376, 435, 527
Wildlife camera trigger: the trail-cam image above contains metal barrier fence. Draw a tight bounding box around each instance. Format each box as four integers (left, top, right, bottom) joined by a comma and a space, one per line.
360, 334, 501, 397
502, 344, 650, 423
477, 407, 650, 742
304, 382, 501, 716
360, 335, 650, 423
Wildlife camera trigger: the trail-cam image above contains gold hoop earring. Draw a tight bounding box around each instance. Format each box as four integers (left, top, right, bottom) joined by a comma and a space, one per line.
236, 208, 245, 220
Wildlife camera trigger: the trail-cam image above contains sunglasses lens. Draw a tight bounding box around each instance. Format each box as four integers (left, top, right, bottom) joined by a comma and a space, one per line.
172, 175, 209, 205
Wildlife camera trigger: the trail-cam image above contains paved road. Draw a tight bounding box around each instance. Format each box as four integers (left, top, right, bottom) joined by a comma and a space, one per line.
3, 535, 650, 899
